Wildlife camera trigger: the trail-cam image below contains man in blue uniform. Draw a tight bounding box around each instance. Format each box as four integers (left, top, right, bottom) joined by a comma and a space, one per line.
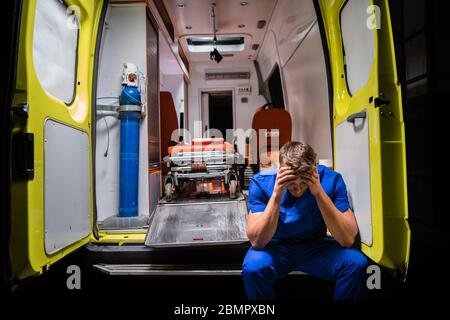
243, 141, 368, 300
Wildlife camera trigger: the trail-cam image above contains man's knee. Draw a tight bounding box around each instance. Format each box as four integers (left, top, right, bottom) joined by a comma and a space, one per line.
242, 249, 276, 280
341, 249, 368, 274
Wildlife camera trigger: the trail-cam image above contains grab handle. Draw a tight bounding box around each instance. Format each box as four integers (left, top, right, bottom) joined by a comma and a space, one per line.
347, 111, 367, 124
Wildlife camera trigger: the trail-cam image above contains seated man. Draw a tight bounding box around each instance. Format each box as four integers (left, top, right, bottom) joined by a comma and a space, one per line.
242, 141, 367, 300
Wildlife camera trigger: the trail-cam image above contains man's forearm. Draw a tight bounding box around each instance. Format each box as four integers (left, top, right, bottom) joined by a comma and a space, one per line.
315, 189, 357, 247
247, 193, 282, 249
259, 194, 282, 238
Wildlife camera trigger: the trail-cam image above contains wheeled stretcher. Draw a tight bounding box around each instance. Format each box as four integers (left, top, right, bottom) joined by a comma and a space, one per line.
162, 138, 243, 201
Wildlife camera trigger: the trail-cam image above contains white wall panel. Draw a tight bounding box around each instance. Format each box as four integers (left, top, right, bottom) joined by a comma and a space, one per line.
283, 24, 332, 160
160, 74, 184, 123
335, 115, 373, 246
257, 0, 332, 161
44, 120, 90, 254
257, 31, 280, 81
268, 0, 317, 68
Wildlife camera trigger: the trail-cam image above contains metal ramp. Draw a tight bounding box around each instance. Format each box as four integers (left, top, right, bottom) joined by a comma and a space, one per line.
145, 194, 249, 248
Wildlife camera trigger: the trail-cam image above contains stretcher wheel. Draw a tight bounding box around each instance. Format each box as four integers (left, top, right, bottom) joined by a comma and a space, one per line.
229, 180, 237, 199
165, 182, 173, 201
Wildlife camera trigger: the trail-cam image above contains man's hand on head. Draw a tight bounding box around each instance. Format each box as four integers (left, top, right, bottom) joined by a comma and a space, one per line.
303, 164, 322, 197
273, 166, 297, 201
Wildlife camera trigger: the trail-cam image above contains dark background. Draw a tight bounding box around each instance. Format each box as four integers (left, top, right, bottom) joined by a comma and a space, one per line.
388, 0, 446, 299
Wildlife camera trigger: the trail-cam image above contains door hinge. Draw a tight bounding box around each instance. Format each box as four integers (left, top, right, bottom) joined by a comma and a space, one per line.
11, 103, 29, 119
12, 133, 34, 181
374, 97, 390, 108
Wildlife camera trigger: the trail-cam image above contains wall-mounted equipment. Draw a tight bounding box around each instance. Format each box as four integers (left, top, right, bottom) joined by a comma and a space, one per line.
237, 85, 251, 95
101, 62, 148, 230
118, 62, 142, 218
205, 71, 250, 80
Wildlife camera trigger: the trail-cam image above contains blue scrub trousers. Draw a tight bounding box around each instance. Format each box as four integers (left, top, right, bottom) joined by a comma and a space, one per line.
242, 237, 368, 300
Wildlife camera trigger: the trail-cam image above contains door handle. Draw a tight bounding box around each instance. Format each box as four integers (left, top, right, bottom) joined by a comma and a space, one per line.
149, 162, 160, 169
347, 111, 367, 124
12, 133, 34, 180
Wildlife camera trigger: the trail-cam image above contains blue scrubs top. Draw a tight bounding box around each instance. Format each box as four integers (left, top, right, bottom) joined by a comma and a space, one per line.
248, 165, 351, 240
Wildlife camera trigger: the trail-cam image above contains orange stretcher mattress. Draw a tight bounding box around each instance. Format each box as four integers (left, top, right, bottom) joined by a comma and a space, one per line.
168, 138, 234, 155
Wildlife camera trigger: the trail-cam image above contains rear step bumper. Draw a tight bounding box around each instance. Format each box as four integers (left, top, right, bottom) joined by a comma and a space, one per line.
84, 243, 251, 265
93, 263, 306, 276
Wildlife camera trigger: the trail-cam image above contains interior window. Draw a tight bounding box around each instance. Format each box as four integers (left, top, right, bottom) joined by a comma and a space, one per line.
340, 0, 375, 96
268, 65, 285, 109
32, 0, 79, 104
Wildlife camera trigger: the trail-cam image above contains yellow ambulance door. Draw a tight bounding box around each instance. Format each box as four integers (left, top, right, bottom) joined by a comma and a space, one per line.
10, 0, 105, 280
317, 0, 410, 278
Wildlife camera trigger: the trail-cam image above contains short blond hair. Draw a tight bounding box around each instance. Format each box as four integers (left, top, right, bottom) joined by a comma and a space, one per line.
279, 141, 317, 177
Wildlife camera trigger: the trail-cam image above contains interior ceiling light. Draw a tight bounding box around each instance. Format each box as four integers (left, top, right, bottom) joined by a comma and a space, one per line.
177, 3, 185, 8
240, 2, 248, 6
238, 24, 246, 28
257, 20, 266, 29
210, 48, 223, 63
185, 25, 192, 30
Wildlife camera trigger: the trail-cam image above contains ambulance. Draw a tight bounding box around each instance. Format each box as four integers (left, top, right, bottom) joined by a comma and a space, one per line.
3, 0, 409, 287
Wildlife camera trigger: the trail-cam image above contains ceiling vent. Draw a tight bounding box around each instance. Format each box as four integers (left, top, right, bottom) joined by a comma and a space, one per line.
205, 71, 250, 80
186, 36, 245, 53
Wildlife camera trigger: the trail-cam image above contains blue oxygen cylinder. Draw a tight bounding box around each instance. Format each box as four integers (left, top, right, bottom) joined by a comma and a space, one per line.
118, 86, 142, 217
